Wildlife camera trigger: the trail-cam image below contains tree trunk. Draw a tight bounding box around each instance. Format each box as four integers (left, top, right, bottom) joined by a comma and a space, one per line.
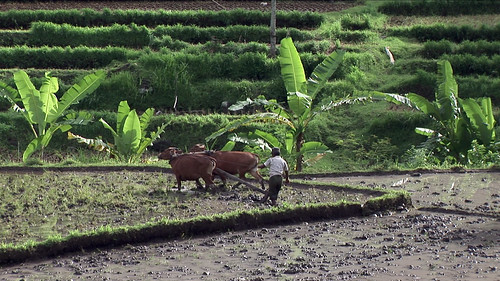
269, 0, 277, 58
295, 132, 304, 171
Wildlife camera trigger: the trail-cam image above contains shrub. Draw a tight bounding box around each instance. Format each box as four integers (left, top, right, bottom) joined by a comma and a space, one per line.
421, 39, 453, 58
340, 14, 372, 31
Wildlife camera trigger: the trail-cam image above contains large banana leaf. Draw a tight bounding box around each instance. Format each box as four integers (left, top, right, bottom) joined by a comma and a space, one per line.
1, 79, 33, 133
308, 49, 346, 99
22, 125, 63, 162
0, 80, 22, 105
139, 107, 154, 139
116, 100, 131, 137
100, 118, 118, 138
221, 141, 236, 151
253, 129, 281, 148
279, 37, 307, 96
228, 132, 272, 152
287, 91, 312, 118
118, 110, 141, 158
133, 123, 167, 163
436, 60, 459, 121
53, 70, 106, 120
39, 74, 59, 130
14, 71, 43, 128
298, 141, 330, 157
68, 132, 113, 154
461, 98, 495, 145
372, 91, 441, 119
415, 127, 437, 137
228, 97, 272, 111
407, 93, 441, 120
206, 112, 294, 142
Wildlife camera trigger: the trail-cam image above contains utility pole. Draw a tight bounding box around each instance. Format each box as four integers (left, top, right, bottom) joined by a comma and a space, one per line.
269, 0, 277, 58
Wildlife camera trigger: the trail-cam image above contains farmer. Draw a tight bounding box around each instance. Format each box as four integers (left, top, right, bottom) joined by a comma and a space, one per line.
258, 147, 289, 206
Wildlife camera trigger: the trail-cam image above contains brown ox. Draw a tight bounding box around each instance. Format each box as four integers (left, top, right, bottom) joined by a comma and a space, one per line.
158, 147, 216, 191
205, 150, 265, 189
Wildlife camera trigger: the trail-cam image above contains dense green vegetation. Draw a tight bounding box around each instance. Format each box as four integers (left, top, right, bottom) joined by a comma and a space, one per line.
0, 0, 499, 170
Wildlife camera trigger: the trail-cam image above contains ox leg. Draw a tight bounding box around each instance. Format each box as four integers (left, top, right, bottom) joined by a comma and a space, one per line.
175, 176, 182, 191
195, 179, 204, 190
202, 176, 215, 191
214, 170, 227, 187
249, 170, 265, 189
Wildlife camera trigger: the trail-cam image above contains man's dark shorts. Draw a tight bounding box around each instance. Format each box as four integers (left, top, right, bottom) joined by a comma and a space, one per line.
268, 175, 283, 201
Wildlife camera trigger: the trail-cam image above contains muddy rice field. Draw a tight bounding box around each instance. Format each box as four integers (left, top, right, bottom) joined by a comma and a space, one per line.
0, 169, 498, 280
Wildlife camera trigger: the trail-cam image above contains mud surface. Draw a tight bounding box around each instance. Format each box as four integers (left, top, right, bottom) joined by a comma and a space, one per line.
0, 1, 356, 12
1, 171, 499, 280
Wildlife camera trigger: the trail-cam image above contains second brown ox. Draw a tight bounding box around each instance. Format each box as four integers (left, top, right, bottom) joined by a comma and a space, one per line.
189, 145, 265, 189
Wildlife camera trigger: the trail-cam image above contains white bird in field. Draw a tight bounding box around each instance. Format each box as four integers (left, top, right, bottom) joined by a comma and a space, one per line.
385, 46, 395, 64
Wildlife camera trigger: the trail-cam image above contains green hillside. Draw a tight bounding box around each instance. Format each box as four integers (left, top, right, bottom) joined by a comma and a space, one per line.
0, 0, 499, 170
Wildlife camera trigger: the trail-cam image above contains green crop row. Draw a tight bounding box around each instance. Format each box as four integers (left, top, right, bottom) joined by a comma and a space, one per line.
389, 55, 500, 77
13, 22, 313, 48
378, 0, 500, 16
0, 46, 141, 69
388, 23, 500, 43
442, 53, 500, 76
151, 24, 313, 44
0, 8, 323, 29
421, 39, 500, 58
0, 49, 376, 112
0, 45, 351, 78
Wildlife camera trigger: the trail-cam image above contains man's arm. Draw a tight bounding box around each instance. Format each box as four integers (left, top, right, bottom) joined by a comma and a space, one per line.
284, 170, 289, 184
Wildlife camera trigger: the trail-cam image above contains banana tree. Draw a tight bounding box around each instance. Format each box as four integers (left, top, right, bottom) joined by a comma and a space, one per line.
0, 70, 105, 162
207, 37, 349, 171
68, 100, 167, 163
371, 60, 496, 163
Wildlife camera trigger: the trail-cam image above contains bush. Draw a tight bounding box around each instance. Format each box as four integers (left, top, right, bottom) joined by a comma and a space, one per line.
421, 39, 453, 58
340, 14, 372, 31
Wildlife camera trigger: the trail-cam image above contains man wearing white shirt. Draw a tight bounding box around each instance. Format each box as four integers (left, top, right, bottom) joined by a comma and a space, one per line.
258, 147, 289, 206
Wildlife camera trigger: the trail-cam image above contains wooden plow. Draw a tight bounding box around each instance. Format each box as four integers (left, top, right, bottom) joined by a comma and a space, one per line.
215, 168, 266, 194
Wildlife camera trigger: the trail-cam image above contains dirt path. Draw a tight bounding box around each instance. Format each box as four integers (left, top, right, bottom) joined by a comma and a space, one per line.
1, 171, 498, 280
